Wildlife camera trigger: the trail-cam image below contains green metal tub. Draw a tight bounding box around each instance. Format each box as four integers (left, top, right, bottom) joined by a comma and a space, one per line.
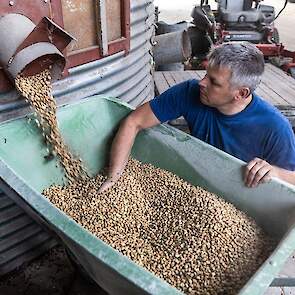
1, 95, 295, 294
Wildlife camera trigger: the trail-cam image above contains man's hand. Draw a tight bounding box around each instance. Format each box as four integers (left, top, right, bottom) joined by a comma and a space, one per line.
98, 171, 122, 193
244, 157, 279, 188
97, 103, 160, 194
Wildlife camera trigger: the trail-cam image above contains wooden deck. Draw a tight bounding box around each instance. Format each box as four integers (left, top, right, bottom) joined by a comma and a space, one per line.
154, 64, 295, 107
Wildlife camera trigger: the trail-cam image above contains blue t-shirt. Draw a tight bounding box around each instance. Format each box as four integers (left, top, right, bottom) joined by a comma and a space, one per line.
150, 79, 295, 170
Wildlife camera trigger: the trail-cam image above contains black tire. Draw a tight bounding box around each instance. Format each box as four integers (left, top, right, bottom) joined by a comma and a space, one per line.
188, 26, 211, 56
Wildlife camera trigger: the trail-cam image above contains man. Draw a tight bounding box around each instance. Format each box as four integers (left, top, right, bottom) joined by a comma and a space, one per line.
99, 42, 295, 193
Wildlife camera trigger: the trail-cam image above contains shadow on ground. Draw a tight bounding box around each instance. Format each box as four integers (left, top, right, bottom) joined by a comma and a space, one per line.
0, 245, 107, 295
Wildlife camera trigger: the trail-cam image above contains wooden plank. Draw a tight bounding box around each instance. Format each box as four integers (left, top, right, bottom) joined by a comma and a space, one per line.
163, 71, 177, 87
106, 0, 121, 42
154, 72, 169, 95
97, 0, 109, 56
265, 64, 295, 91
62, 0, 98, 51
255, 88, 280, 106
257, 82, 286, 105
170, 71, 188, 84
261, 70, 295, 98
260, 77, 293, 105
190, 70, 206, 80
186, 71, 201, 80
185, 71, 197, 80
195, 70, 206, 79
154, 68, 295, 107
166, 71, 178, 85
261, 65, 295, 105
177, 70, 197, 81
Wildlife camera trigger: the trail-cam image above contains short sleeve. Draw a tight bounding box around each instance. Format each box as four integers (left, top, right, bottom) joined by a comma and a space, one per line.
264, 122, 295, 170
149, 80, 195, 123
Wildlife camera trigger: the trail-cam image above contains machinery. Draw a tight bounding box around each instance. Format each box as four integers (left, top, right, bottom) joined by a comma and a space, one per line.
189, 0, 295, 77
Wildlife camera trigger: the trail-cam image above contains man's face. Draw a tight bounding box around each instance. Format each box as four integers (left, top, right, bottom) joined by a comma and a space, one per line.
199, 65, 237, 108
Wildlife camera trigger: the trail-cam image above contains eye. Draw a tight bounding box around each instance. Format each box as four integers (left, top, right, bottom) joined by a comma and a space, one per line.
210, 78, 221, 87
209, 77, 216, 85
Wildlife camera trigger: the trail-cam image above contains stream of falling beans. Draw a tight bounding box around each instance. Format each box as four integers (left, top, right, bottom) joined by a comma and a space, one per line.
15, 69, 88, 183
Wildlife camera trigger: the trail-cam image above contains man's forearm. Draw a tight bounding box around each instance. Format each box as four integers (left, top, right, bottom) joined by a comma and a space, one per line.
276, 167, 295, 186
98, 103, 160, 193
107, 118, 139, 177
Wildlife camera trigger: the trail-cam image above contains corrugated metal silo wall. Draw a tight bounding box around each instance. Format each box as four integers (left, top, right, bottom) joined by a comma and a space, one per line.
0, 0, 155, 275
54, 0, 155, 108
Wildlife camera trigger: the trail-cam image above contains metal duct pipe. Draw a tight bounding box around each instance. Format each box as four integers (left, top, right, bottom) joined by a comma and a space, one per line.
153, 30, 192, 66
156, 21, 188, 35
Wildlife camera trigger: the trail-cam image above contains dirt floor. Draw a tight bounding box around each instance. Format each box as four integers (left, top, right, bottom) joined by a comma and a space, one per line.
0, 245, 107, 295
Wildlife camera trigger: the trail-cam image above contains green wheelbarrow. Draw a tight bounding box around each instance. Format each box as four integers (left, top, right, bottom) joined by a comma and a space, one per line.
1, 95, 295, 294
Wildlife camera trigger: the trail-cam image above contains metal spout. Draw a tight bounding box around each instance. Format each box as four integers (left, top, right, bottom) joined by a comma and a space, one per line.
0, 14, 75, 82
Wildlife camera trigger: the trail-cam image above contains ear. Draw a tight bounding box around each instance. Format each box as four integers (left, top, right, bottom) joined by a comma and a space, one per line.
234, 87, 251, 101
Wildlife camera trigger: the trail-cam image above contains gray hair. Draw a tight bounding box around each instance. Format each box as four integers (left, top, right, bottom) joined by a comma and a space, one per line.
207, 42, 264, 93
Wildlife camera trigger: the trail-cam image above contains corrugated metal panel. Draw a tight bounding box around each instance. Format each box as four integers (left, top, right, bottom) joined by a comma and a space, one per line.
0, 0, 155, 119
0, 0, 155, 275
0, 188, 57, 275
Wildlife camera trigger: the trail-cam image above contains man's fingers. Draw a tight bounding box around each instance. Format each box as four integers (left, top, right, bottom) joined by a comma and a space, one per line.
98, 172, 122, 193
244, 158, 260, 183
245, 158, 270, 187
98, 179, 116, 193
245, 160, 261, 186
250, 165, 271, 187
260, 170, 272, 184
246, 162, 264, 187
245, 157, 278, 188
